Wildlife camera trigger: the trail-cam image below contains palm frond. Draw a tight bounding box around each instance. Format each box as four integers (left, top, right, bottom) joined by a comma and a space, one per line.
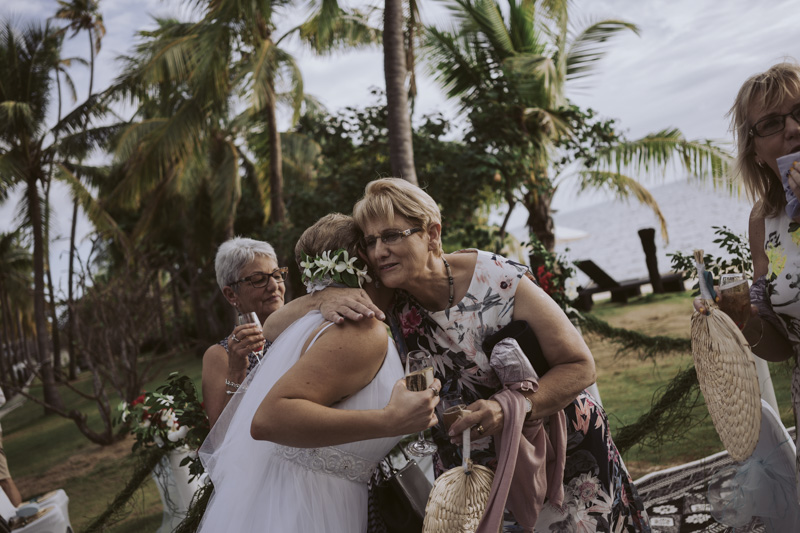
565, 19, 638, 83
274, 47, 304, 125
285, 2, 380, 54
577, 169, 669, 241
423, 26, 485, 101
0, 152, 27, 190
0, 102, 35, 139
453, 0, 516, 59
52, 93, 109, 137
205, 137, 241, 233
280, 131, 321, 185
56, 163, 130, 253
50, 123, 123, 160
595, 129, 733, 182
109, 102, 205, 208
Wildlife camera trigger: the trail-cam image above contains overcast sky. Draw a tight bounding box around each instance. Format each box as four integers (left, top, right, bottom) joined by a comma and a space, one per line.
1, 0, 798, 291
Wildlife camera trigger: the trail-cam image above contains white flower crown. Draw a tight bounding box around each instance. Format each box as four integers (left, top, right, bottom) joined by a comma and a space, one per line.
299, 248, 372, 294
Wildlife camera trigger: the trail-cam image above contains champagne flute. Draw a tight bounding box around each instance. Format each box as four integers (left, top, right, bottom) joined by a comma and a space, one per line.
237, 311, 265, 360
439, 392, 467, 433
405, 350, 438, 456
718, 273, 751, 328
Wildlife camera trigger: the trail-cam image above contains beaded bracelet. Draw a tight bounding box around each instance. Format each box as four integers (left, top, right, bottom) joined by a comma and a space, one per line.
225, 379, 242, 389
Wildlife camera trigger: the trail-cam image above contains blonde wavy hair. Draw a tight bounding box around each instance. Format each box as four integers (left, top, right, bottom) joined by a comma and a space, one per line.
729, 61, 800, 218
352, 178, 443, 256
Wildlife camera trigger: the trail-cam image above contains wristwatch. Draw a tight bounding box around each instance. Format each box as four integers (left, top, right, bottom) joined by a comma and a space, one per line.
524, 397, 533, 419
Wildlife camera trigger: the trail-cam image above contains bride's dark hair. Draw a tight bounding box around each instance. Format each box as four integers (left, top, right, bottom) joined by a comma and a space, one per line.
294, 213, 362, 266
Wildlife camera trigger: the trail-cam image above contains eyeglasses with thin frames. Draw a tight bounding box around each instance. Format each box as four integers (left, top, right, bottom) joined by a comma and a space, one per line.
362, 228, 422, 250
231, 267, 288, 288
750, 106, 800, 137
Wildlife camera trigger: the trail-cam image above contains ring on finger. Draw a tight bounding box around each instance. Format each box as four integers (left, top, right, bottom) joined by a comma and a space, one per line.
476, 424, 485, 436
429, 385, 440, 397
231, 333, 241, 343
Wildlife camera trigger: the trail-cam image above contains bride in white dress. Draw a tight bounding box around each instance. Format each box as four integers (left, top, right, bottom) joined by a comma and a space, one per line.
198, 214, 440, 533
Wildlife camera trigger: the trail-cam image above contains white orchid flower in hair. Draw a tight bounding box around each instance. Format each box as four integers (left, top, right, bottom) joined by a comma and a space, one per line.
315, 250, 337, 274
300, 257, 315, 279
336, 251, 359, 274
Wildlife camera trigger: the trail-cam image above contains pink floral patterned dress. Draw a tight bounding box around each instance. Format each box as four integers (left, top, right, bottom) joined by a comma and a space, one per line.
390, 250, 650, 532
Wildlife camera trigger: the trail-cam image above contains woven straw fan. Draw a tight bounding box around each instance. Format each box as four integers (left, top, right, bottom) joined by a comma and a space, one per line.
691, 250, 761, 462
422, 429, 495, 533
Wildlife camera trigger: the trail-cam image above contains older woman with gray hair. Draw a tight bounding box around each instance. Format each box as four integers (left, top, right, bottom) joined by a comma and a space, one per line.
203, 237, 385, 427
202, 237, 287, 428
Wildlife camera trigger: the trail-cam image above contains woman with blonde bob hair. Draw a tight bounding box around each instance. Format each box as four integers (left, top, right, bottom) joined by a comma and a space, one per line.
701, 61, 800, 505
354, 178, 650, 531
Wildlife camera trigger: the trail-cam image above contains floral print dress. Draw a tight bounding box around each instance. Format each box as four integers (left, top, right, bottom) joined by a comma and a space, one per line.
762, 211, 800, 501
390, 250, 650, 532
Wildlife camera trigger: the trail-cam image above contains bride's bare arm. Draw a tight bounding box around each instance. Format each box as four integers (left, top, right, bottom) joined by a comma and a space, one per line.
251, 319, 438, 447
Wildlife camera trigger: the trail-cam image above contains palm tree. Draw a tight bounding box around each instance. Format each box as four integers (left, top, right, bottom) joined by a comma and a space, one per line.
54, 0, 105, 380
0, 19, 111, 411
102, 0, 380, 338
0, 21, 66, 411
425, 0, 729, 250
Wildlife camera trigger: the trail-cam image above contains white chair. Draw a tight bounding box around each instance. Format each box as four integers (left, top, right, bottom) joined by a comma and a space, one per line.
708, 400, 800, 532
0, 488, 72, 533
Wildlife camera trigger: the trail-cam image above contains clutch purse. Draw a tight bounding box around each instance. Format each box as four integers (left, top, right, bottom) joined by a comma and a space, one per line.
373, 447, 432, 533
488, 337, 539, 385
482, 320, 550, 377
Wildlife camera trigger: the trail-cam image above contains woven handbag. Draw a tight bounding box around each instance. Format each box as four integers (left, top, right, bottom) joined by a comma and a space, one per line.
422, 430, 494, 533
373, 447, 433, 533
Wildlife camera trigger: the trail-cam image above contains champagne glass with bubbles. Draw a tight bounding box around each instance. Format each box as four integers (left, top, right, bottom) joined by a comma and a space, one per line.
237, 311, 265, 360
404, 350, 438, 456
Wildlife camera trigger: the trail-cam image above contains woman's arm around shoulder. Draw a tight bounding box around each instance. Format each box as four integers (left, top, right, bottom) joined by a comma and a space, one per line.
513, 275, 596, 416
252, 318, 439, 447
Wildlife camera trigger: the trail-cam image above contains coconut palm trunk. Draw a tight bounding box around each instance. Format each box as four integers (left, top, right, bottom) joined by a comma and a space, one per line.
265, 86, 286, 224
27, 176, 65, 413
524, 188, 556, 252
384, 0, 417, 185
67, 196, 79, 379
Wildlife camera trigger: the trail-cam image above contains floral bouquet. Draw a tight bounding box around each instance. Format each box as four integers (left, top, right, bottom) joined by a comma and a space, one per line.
116, 372, 210, 478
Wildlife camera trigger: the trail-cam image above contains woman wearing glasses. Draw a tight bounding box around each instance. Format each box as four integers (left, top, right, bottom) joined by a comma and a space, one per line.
198, 215, 439, 533
695, 62, 800, 504
353, 178, 650, 531
202, 237, 288, 428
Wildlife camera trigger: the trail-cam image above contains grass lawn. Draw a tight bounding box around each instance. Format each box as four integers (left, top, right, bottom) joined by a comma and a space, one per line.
5, 294, 792, 528
6, 351, 204, 532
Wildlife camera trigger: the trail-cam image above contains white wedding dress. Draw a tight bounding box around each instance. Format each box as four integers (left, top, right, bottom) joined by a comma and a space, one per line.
198, 311, 403, 532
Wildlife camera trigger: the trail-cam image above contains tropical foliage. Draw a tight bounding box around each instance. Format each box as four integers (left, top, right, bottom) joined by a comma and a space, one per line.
669, 226, 753, 294
423, 0, 731, 250
0, 0, 734, 457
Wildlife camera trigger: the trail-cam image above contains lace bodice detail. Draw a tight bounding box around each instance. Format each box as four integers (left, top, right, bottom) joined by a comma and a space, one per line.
273, 445, 379, 484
